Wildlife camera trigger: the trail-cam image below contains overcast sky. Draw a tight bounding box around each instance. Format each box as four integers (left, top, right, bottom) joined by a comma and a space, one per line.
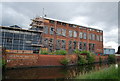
0, 2, 119, 52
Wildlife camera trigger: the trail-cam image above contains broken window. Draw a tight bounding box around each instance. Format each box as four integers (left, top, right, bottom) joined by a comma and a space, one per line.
57, 28, 61, 35
50, 27, 54, 35
73, 31, 77, 37
69, 30, 73, 37
56, 40, 61, 50
69, 24, 73, 27
61, 40, 66, 50
43, 26, 48, 34
69, 41, 73, 53
62, 23, 66, 26
79, 32, 83, 39
43, 38, 48, 47
62, 29, 66, 36
48, 38, 54, 52
49, 20, 55, 24
83, 42, 86, 50
73, 41, 77, 50
79, 42, 82, 51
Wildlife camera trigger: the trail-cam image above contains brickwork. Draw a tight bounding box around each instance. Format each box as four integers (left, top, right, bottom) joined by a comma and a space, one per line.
4, 53, 112, 68
30, 17, 103, 54
5, 53, 78, 68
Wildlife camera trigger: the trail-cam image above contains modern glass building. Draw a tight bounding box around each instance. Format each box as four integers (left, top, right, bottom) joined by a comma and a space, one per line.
0, 26, 42, 53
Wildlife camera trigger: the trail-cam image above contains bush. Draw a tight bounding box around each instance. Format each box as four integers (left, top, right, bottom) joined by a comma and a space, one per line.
86, 52, 95, 64
80, 51, 91, 55
41, 50, 48, 55
55, 50, 67, 55
60, 58, 70, 66
74, 49, 81, 54
108, 55, 116, 63
77, 55, 87, 65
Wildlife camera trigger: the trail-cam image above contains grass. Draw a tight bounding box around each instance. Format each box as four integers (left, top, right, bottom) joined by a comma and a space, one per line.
75, 64, 119, 79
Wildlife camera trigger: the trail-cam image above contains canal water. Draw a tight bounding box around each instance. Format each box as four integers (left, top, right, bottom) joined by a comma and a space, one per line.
2, 62, 119, 79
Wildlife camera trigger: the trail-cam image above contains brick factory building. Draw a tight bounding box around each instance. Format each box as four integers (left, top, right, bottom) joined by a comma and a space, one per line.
30, 17, 103, 54
0, 17, 103, 54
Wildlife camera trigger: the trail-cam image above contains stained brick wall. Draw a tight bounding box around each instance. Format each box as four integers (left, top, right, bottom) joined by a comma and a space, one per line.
5, 54, 78, 68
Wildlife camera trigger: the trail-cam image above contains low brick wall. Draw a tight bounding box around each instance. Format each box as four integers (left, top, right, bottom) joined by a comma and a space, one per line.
95, 56, 108, 62
5, 53, 117, 68
5, 54, 78, 68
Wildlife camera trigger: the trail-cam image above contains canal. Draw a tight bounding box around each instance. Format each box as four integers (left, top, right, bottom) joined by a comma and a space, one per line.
2, 62, 119, 79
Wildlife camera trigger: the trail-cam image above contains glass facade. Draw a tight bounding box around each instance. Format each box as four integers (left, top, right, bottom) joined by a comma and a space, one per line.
1, 27, 42, 51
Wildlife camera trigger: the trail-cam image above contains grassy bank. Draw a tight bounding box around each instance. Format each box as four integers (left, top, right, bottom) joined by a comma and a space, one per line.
75, 64, 119, 79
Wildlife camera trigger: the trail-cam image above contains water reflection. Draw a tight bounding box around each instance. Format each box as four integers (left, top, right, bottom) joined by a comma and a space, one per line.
2, 63, 114, 79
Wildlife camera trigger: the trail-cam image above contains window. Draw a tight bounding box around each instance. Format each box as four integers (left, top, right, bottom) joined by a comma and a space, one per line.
83, 33, 87, 39
69, 24, 73, 27
79, 42, 82, 50
73, 41, 77, 49
83, 42, 86, 50
61, 40, 66, 50
69, 30, 73, 37
50, 27, 54, 35
62, 23, 66, 26
96, 35, 100, 41
79, 32, 83, 39
57, 28, 61, 35
92, 34, 95, 40
69, 41, 72, 50
61, 29, 66, 36
89, 34, 92, 40
73, 31, 77, 37
56, 40, 61, 50
43, 38, 48, 47
100, 35, 103, 41
43, 26, 48, 34
49, 20, 55, 24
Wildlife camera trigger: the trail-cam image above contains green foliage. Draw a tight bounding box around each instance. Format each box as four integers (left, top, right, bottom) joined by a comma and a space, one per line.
80, 51, 90, 54
60, 58, 70, 66
77, 55, 87, 65
77, 51, 95, 65
55, 50, 67, 55
74, 49, 81, 54
76, 65, 119, 79
108, 55, 116, 63
40, 50, 48, 55
86, 52, 95, 64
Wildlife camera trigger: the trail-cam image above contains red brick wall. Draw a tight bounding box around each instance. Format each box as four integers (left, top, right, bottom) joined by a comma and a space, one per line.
6, 54, 78, 68
5, 53, 111, 68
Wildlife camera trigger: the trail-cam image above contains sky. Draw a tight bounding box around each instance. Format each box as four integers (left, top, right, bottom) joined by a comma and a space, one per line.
0, 2, 119, 52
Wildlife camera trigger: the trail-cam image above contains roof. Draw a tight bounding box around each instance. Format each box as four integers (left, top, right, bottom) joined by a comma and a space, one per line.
0, 26, 43, 33
40, 16, 103, 31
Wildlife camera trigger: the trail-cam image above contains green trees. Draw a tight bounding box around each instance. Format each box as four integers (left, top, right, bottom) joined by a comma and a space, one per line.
108, 55, 116, 63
